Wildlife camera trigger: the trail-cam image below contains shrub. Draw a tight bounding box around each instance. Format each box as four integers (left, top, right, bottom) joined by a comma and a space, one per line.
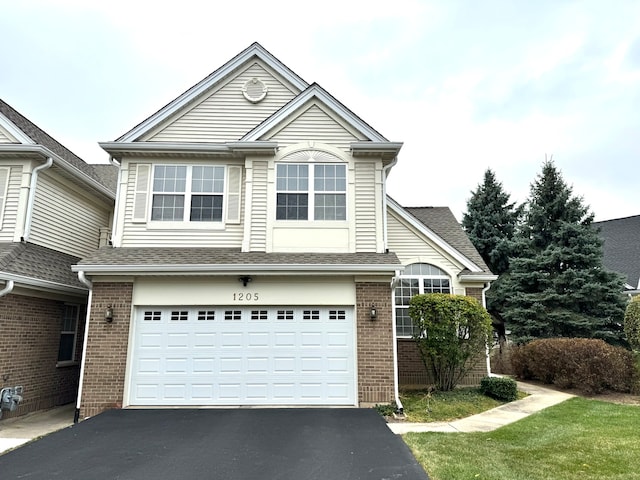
624, 296, 640, 351
510, 338, 635, 394
480, 376, 518, 402
409, 293, 493, 391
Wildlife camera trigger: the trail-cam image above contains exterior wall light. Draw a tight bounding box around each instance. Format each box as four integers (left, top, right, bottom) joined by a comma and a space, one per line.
105, 305, 114, 323
370, 304, 377, 321
238, 276, 253, 287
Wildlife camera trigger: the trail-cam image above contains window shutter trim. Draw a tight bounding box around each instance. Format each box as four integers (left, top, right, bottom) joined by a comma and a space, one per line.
0, 167, 9, 227
226, 165, 242, 224
133, 164, 151, 222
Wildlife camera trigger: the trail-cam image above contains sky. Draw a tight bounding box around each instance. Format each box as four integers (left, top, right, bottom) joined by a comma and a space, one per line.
1, 0, 639, 221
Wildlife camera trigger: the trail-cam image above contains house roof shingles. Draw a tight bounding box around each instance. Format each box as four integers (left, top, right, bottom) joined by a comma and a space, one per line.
0, 98, 117, 194
404, 206, 492, 275
76, 247, 401, 271
593, 215, 640, 289
0, 242, 84, 289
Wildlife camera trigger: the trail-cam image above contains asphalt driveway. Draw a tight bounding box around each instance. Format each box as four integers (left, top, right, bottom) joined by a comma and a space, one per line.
0, 408, 428, 479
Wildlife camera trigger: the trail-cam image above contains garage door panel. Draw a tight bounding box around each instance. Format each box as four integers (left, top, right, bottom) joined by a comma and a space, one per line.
130, 306, 355, 406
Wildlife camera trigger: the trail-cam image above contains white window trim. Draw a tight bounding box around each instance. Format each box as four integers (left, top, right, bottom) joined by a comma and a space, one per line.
148, 164, 232, 226
394, 264, 452, 338
57, 304, 80, 367
275, 162, 348, 222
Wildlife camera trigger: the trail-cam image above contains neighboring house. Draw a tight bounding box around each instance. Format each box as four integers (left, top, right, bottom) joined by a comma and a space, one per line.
73, 43, 495, 418
594, 215, 640, 296
0, 99, 116, 419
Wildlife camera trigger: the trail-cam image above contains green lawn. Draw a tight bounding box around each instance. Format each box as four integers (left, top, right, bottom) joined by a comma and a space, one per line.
400, 387, 509, 422
404, 397, 640, 480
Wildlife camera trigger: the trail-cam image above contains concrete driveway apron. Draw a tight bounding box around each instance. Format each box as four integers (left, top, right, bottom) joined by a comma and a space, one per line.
0, 408, 428, 479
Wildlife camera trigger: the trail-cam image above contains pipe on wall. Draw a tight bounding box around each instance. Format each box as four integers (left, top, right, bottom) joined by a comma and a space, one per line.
74, 271, 92, 423
22, 157, 53, 242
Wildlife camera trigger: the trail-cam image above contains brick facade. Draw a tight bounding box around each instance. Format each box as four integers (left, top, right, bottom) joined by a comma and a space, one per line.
79, 282, 133, 418
0, 293, 84, 420
355, 282, 395, 405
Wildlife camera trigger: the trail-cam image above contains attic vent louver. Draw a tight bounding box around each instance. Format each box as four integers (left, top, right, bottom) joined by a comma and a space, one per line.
242, 77, 268, 103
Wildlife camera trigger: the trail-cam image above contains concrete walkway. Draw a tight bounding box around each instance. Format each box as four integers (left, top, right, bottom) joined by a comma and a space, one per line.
0, 404, 75, 455
388, 381, 574, 434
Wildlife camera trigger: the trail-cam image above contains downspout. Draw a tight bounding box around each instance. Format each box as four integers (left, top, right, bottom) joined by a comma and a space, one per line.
22, 157, 53, 242
383, 158, 400, 410
0, 280, 15, 297
382, 156, 398, 252
482, 282, 493, 377
108, 156, 121, 247
75, 271, 92, 423
391, 272, 404, 413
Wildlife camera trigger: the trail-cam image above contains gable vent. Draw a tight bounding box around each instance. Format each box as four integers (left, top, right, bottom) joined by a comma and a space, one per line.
242, 77, 268, 103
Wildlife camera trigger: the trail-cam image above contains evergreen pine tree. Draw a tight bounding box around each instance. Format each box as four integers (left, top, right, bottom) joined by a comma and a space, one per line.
462, 169, 521, 275
496, 160, 626, 345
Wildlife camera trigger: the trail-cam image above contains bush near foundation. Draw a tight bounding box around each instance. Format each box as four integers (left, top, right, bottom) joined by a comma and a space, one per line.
480, 376, 518, 402
511, 338, 634, 395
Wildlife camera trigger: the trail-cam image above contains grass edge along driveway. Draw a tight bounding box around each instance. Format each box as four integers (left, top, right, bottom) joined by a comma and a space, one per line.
404, 397, 640, 480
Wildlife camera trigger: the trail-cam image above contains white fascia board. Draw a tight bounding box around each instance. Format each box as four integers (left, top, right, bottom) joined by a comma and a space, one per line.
0, 144, 114, 199
118, 44, 309, 143
241, 86, 388, 142
458, 274, 499, 282
100, 142, 233, 156
99, 141, 279, 158
0, 113, 35, 144
71, 263, 400, 275
387, 197, 482, 272
1, 272, 88, 294
350, 142, 404, 155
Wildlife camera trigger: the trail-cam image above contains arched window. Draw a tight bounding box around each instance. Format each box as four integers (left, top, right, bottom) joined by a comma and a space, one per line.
395, 263, 452, 337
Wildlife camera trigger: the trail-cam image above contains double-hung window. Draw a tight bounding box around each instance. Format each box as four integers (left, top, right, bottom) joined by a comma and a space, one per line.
58, 304, 79, 364
151, 165, 224, 222
395, 263, 452, 337
276, 163, 346, 220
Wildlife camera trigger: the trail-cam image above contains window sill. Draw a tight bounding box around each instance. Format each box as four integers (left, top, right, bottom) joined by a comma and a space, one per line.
145, 221, 228, 230
56, 361, 79, 368
273, 220, 348, 228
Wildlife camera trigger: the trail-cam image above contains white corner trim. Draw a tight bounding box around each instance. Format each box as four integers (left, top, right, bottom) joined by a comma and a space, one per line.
117, 43, 308, 143
240, 85, 387, 143
387, 197, 483, 272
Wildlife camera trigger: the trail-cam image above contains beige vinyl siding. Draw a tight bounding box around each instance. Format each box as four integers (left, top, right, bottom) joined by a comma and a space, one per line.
120, 162, 244, 247
386, 209, 461, 274
268, 104, 363, 150
248, 160, 268, 251
354, 162, 377, 252
29, 173, 111, 257
0, 166, 21, 240
0, 125, 18, 143
146, 62, 298, 142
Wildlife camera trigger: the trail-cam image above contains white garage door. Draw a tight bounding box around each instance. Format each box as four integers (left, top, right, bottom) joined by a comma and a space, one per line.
129, 306, 355, 406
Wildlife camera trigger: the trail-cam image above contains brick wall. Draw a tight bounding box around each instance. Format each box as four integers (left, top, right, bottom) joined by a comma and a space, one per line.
355, 282, 395, 405
397, 339, 488, 388
79, 282, 133, 418
0, 293, 85, 420
465, 287, 484, 304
